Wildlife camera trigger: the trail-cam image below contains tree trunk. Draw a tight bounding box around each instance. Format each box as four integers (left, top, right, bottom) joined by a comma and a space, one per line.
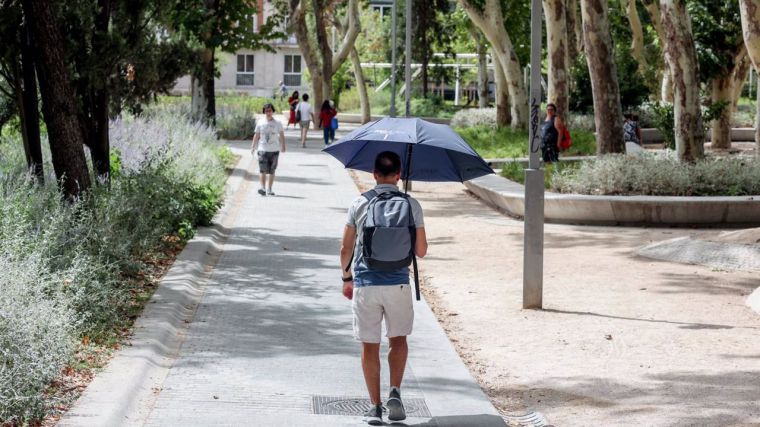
290, 0, 359, 124
580, 0, 624, 154
710, 75, 733, 149
459, 0, 528, 128
642, 0, 673, 102
739, 0, 760, 149
756, 81, 760, 147
660, 0, 704, 162
22, 0, 91, 198
204, 49, 216, 127
17, 23, 44, 181
191, 48, 215, 125
468, 26, 490, 108
566, 0, 581, 62
661, 69, 674, 103
477, 36, 489, 109
622, 0, 645, 75
349, 47, 371, 123
494, 55, 511, 127
89, 0, 111, 181
543, 0, 569, 118
190, 75, 207, 122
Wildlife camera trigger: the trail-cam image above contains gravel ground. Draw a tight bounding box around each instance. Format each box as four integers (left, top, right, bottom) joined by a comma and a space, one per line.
351, 171, 760, 427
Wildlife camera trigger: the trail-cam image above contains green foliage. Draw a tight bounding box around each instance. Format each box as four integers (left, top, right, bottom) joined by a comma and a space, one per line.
569, 52, 649, 113
154, 95, 288, 140
647, 102, 676, 149
0, 112, 228, 424
500, 160, 581, 189
688, 1, 743, 83
644, 100, 726, 150
552, 152, 760, 196
456, 125, 596, 159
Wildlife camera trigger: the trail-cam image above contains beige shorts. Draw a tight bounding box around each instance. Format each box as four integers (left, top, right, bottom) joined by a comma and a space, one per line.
299, 121, 311, 129
352, 284, 414, 343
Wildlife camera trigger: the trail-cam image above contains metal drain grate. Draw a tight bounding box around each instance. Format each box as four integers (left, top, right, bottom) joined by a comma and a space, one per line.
504, 411, 550, 427
312, 395, 432, 417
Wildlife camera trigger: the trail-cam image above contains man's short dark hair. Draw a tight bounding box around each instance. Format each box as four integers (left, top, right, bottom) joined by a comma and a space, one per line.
374, 151, 401, 177
262, 103, 274, 113
302, 93, 309, 101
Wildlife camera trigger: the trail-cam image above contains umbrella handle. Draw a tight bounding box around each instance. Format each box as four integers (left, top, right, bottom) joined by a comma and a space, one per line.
403, 144, 413, 194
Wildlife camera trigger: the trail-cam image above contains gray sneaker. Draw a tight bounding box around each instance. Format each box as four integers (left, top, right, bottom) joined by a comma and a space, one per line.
362, 404, 383, 426
387, 388, 406, 422
257, 188, 266, 196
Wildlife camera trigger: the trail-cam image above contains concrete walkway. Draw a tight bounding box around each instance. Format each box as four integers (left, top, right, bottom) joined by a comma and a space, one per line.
60, 133, 503, 426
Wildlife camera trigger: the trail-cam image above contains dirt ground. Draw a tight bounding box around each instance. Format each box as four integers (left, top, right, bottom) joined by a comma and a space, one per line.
352, 172, 760, 427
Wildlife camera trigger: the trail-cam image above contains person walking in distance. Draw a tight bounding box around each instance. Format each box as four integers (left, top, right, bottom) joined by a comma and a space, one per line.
297, 93, 314, 148
339, 151, 428, 426
540, 103, 566, 163
319, 99, 338, 146
251, 103, 286, 196
287, 90, 299, 129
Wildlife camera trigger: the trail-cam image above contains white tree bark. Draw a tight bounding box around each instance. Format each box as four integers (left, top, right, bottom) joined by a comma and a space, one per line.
290, 0, 360, 118
493, 52, 511, 127
622, 0, 645, 75
467, 26, 490, 109
739, 0, 760, 147
459, 0, 528, 128
350, 47, 371, 123
580, 0, 624, 154
566, 0, 582, 61
659, 0, 704, 162
710, 48, 746, 149
641, 0, 674, 102
543, 0, 569, 117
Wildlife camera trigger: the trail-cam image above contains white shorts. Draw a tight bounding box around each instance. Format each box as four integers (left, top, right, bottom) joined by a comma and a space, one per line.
352, 284, 414, 343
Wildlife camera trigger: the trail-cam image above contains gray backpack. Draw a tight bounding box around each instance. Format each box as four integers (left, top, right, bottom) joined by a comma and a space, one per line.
360, 189, 421, 300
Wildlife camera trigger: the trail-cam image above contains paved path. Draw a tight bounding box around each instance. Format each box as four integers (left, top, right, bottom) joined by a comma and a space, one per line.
61, 133, 503, 427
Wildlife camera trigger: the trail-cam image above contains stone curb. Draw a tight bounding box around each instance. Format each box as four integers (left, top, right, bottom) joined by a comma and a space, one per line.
464, 174, 760, 226
58, 151, 255, 427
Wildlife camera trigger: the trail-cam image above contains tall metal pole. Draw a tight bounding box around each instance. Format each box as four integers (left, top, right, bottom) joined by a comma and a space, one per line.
404, 0, 412, 117
523, 0, 545, 309
389, 0, 398, 117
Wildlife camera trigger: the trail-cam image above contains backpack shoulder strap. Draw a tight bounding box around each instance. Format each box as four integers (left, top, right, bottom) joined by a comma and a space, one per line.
361, 189, 378, 201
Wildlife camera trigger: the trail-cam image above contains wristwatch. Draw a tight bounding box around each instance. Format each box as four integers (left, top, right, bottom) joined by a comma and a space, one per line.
342, 276, 353, 282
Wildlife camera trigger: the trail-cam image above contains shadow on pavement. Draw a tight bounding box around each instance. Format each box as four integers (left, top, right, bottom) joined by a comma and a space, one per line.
403, 414, 507, 426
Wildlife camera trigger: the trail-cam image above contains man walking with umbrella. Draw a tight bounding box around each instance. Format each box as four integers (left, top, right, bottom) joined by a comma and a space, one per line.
340, 151, 428, 425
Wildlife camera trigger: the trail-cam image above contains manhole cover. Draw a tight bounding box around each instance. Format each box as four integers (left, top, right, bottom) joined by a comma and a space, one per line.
312, 395, 432, 417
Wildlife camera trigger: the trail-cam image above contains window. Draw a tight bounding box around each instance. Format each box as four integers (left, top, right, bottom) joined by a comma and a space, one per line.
283, 55, 302, 87
371, 5, 392, 19
236, 54, 255, 86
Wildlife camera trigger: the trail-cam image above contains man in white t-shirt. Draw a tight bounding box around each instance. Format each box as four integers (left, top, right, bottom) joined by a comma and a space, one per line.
252, 103, 286, 196
296, 93, 314, 148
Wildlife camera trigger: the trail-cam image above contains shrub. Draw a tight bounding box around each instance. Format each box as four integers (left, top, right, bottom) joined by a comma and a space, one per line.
450, 108, 497, 128
457, 125, 597, 159
0, 111, 229, 423
551, 152, 760, 196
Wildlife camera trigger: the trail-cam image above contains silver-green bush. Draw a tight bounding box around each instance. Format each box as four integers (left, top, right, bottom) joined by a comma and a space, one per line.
551, 152, 760, 196
450, 108, 497, 128
0, 112, 229, 423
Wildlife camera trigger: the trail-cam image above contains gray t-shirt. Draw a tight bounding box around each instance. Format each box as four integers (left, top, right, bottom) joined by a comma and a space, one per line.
255, 118, 284, 152
346, 184, 424, 287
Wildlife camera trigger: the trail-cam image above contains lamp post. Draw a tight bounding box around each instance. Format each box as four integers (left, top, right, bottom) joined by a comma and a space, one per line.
523, 0, 544, 309
389, 0, 398, 117
404, 0, 412, 118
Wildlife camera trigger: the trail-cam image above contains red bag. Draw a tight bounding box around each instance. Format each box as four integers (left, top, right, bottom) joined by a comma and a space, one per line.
559, 127, 572, 151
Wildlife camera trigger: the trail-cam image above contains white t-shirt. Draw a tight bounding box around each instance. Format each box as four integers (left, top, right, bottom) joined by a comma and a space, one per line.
255, 118, 284, 152
297, 102, 312, 122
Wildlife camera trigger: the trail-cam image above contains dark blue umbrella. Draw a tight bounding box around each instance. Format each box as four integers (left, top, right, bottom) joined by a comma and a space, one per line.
322, 117, 494, 183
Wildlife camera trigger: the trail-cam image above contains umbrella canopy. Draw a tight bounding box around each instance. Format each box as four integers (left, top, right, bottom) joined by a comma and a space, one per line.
322, 117, 494, 182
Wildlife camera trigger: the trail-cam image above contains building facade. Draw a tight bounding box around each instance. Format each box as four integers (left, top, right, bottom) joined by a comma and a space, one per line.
172, 2, 307, 98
